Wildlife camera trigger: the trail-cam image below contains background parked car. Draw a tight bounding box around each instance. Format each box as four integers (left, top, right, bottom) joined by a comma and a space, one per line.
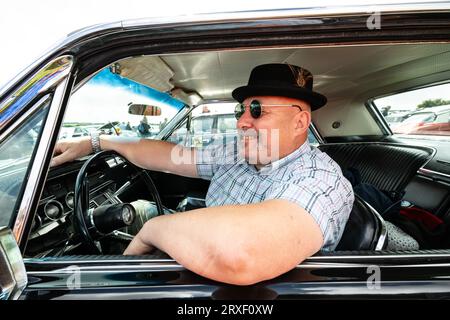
384, 111, 412, 126
392, 105, 450, 135
58, 126, 90, 140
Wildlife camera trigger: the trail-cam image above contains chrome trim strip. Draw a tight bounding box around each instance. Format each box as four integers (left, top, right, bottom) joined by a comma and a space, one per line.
366, 99, 392, 136
24, 261, 450, 278
28, 218, 65, 240
375, 220, 388, 251
0, 56, 73, 134
359, 197, 388, 251
90, 179, 115, 195
309, 122, 325, 144
0, 228, 27, 300
418, 167, 450, 180
23, 248, 450, 266
122, 3, 450, 28
310, 252, 450, 261
158, 104, 191, 140
13, 58, 74, 243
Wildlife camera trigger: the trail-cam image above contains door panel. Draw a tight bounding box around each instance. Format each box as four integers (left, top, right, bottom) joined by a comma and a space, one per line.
21, 255, 450, 299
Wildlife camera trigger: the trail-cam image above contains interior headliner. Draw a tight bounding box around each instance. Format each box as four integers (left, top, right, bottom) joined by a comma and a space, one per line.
117, 42, 450, 137
161, 43, 450, 100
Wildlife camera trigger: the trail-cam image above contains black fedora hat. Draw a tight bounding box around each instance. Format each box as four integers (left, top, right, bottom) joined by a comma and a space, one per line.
232, 63, 327, 110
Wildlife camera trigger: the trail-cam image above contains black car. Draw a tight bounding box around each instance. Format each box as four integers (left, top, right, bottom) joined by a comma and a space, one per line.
1, 3, 450, 300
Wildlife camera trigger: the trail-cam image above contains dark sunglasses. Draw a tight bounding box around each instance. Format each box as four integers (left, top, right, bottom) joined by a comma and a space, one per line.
234, 100, 303, 120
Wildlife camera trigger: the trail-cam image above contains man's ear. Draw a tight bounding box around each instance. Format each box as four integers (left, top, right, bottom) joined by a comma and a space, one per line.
294, 110, 311, 134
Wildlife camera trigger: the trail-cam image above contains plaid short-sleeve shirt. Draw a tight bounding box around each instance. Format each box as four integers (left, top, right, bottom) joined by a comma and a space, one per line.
196, 141, 354, 251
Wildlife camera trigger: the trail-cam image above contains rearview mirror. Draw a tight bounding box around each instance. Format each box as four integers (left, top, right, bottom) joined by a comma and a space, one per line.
128, 103, 162, 116
0, 227, 27, 300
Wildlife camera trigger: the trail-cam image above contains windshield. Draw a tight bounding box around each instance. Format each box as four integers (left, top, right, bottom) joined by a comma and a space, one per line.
63, 67, 185, 140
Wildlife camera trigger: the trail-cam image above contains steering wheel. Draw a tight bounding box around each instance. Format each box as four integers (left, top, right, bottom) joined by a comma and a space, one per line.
74, 150, 163, 253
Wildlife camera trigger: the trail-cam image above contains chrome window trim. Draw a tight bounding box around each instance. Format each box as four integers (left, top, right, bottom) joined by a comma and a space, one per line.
122, 3, 450, 28
23, 249, 450, 267
157, 104, 192, 141
357, 196, 388, 251
0, 56, 73, 135
309, 122, 325, 144
365, 99, 392, 136
26, 261, 450, 277
23, 259, 450, 280
12, 57, 74, 244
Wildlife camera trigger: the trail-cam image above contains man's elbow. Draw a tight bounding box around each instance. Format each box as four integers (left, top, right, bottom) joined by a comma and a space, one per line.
213, 249, 296, 286
213, 252, 260, 286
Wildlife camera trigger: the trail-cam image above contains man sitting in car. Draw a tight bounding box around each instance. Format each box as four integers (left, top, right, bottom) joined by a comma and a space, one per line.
51, 63, 354, 285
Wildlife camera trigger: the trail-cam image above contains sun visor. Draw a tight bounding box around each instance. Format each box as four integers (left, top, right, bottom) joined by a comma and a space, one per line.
112, 56, 175, 93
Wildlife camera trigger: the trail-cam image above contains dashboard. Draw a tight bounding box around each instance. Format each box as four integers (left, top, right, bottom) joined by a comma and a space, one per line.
25, 156, 137, 257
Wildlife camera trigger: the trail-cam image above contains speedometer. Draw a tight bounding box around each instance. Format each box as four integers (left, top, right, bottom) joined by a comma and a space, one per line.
44, 200, 64, 220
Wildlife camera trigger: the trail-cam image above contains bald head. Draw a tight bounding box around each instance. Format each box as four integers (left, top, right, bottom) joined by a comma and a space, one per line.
237, 96, 312, 167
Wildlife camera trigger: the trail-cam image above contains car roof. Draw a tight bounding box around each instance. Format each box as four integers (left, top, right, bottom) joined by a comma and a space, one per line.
410, 105, 450, 115
2, 2, 450, 99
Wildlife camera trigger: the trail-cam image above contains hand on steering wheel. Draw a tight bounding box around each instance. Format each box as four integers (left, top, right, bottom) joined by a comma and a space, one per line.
73, 150, 163, 253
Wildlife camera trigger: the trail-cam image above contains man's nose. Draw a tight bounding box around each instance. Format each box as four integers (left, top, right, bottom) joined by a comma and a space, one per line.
237, 107, 255, 130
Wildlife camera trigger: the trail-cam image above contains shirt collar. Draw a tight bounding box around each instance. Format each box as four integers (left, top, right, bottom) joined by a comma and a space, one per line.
257, 140, 311, 174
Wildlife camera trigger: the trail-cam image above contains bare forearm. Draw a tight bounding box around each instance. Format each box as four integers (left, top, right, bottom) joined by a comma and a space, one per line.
125, 200, 323, 285
99, 136, 197, 177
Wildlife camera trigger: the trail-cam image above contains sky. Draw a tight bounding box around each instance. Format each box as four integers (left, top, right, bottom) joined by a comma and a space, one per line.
1, 0, 447, 112
375, 83, 450, 111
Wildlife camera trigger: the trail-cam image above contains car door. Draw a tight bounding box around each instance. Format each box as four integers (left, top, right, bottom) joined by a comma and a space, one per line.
0, 56, 75, 298
5, 5, 450, 301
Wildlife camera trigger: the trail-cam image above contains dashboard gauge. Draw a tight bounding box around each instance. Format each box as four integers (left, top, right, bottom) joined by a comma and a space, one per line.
44, 200, 64, 220
65, 192, 74, 209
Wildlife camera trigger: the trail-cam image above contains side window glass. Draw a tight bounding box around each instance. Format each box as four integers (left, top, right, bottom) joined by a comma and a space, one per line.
217, 116, 237, 133
192, 117, 214, 135
167, 103, 321, 148
374, 82, 450, 138
0, 96, 50, 227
